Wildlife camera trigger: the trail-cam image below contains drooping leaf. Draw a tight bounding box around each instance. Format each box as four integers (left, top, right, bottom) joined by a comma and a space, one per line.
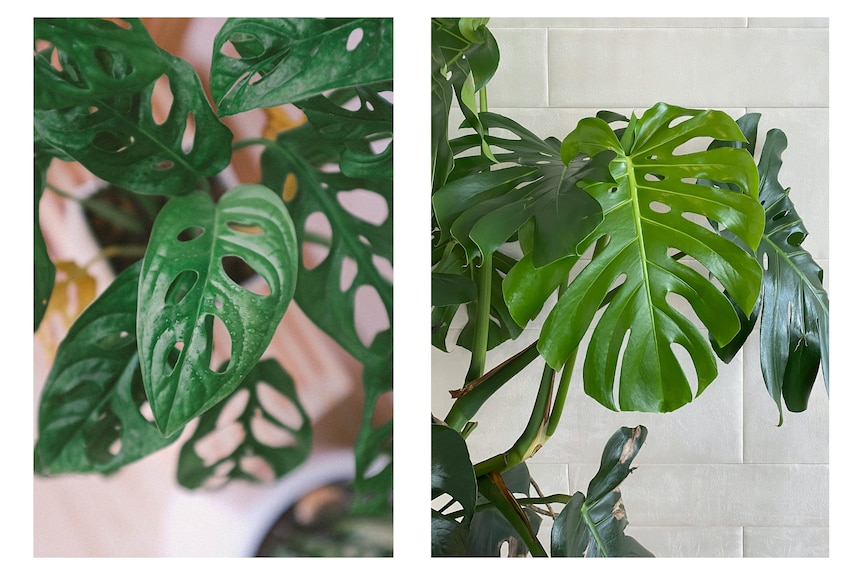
35, 262, 179, 475
536, 103, 764, 412
211, 18, 393, 116
704, 114, 829, 421
551, 426, 652, 557
34, 48, 232, 196
137, 185, 298, 436
34, 18, 167, 110
176, 358, 312, 489
432, 423, 478, 557
433, 112, 604, 268
34, 157, 55, 331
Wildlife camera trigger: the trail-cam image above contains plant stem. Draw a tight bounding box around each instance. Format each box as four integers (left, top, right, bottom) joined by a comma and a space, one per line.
464, 255, 493, 384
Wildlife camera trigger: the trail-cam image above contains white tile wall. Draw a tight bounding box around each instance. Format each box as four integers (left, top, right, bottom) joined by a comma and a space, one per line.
432, 17, 829, 558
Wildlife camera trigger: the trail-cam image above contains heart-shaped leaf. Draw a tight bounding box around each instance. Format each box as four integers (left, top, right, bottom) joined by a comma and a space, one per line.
176, 358, 312, 489
537, 103, 764, 412
35, 262, 178, 475
34, 47, 232, 196
551, 426, 652, 557
211, 18, 393, 116
34, 18, 167, 110
137, 185, 298, 436
432, 423, 478, 557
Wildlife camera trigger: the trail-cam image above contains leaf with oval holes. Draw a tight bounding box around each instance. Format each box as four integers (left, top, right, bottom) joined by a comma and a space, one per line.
176, 358, 312, 489
34, 18, 168, 110
35, 262, 179, 475
432, 423, 477, 557
260, 100, 392, 364
211, 18, 393, 116
551, 426, 652, 557
532, 103, 764, 412
34, 46, 232, 196
137, 185, 298, 436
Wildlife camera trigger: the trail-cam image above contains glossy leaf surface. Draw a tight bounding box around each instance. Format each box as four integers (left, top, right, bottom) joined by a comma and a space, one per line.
538, 103, 764, 412
137, 185, 298, 436
35, 262, 178, 475
177, 358, 312, 489
433, 113, 603, 267
34, 48, 232, 196
212, 18, 393, 116
34, 157, 54, 331
551, 426, 652, 557
432, 423, 477, 556
34, 18, 166, 110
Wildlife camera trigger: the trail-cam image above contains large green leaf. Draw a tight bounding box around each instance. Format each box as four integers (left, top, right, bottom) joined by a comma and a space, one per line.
176, 358, 312, 489
34, 47, 232, 196
260, 107, 392, 364
211, 18, 393, 116
433, 112, 604, 268
432, 423, 478, 557
34, 18, 167, 110
551, 426, 652, 557
137, 185, 298, 436
536, 103, 764, 412
35, 262, 179, 475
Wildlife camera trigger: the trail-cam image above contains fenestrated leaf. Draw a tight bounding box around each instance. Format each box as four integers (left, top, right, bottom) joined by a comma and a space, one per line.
211, 18, 393, 116
551, 426, 652, 557
34, 18, 167, 110
35, 262, 179, 475
176, 358, 312, 489
137, 185, 298, 436
34, 48, 232, 196
432, 423, 478, 557
260, 118, 392, 364
537, 103, 764, 412
433, 112, 604, 268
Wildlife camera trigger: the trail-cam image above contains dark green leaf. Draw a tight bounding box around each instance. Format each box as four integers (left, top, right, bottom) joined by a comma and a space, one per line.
536, 103, 764, 412
212, 18, 393, 116
432, 423, 477, 556
34, 48, 232, 196
137, 185, 298, 436
432, 272, 478, 306
34, 157, 55, 331
34, 18, 167, 110
176, 358, 312, 489
35, 262, 178, 475
551, 426, 652, 557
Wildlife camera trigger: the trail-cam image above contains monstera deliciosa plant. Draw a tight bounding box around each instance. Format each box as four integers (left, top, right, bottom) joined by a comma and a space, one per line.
431, 18, 828, 557
33, 16, 393, 532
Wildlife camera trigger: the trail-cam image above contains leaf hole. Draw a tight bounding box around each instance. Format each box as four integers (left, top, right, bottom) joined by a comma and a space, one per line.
202, 461, 235, 489
339, 97, 362, 112
649, 201, 671, 214
339, 257, 358, 292
257, 382, 304, 429
346, 27, 364, 52
222, 256, 271, 296
670, 341, 699, 400
354, 285, 390, 348
248, 71, 264, 86
302, 212, 332, 271
214, 297, 224, 310
216, 389, 250, 429
177, 226, 205, 242
95, 329, 134, 351
644, 173, 663, 182
93, 45, 132, 80
240, 456, 276, 482
165, 269, 198, 305
371, 390, 393, 429
194, 422, 245, 467
337, 189, 389, 226
92, 132, 134, 153
250, 408, 297, 448
282, 172, 299, 202
788, 230, 806, 246
227, 221, 264, 235
151, 74, 173, 125
207, 313, 233, 374
667, 114, 694, 129
373, 255, 393, 282
182, 112, 196, 154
